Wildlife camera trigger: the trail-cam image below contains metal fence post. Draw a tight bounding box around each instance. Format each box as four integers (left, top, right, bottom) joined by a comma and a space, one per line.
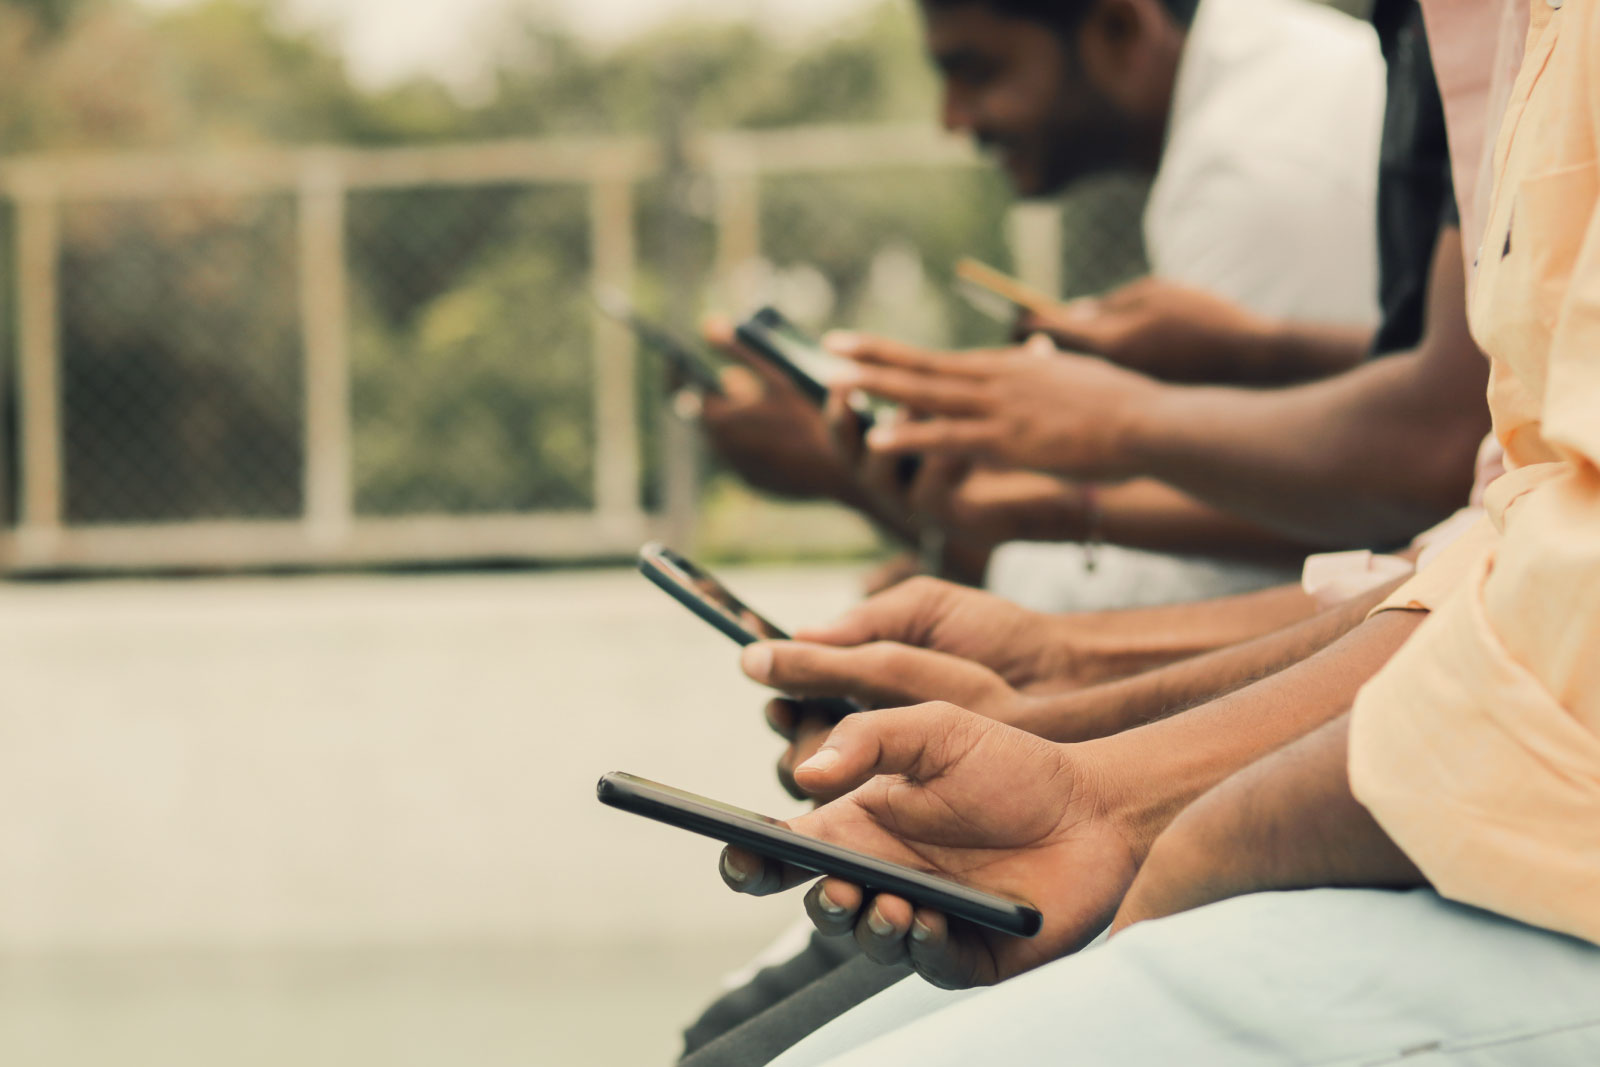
712, 144, 762, 310
589, 168, 642, 526
14, 175, 63, 559
298, 153, 354, 546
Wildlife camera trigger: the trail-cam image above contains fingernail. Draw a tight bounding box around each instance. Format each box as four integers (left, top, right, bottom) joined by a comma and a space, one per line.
1025, 334, 1056, 356
817, 886, 848, 916
721, 852, 749, 884
865, 426, 897, 449
741, 643, 774, 683
867, 906, 894, 937
911, 918, 934, 943
798, 747, 840, 774
823, 330, 862, 354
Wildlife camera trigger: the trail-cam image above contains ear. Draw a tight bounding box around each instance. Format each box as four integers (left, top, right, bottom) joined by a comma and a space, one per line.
1074, 0, 1167, 97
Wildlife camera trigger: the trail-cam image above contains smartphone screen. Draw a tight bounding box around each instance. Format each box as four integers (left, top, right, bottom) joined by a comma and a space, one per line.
593, 287, 727, 396
597, 771, 1044, 938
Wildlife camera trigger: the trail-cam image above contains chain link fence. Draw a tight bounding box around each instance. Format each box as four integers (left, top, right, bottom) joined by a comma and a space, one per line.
0, 127, 1146, 573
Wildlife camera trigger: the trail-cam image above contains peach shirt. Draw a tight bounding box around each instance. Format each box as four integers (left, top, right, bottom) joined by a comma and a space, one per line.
1349, 0, 1600, 946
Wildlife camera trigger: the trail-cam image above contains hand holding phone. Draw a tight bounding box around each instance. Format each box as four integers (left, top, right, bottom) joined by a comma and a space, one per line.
596, 771, 1043, 938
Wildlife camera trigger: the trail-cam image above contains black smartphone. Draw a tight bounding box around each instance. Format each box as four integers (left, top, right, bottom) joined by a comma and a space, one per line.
596, 772, 1044, 939
593, 286, 727, 397
637, 543, 859, 720
735, 307, 926, 486
638, 541, 789, 646
734, 307, 865, 419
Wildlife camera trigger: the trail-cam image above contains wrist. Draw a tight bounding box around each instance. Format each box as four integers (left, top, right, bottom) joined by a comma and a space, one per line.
1115, 379, 1182, 481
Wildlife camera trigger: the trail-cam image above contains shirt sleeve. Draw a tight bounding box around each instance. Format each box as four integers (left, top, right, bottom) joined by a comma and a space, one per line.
1348, 44, 1600, 944
1367, 513, 1496, 615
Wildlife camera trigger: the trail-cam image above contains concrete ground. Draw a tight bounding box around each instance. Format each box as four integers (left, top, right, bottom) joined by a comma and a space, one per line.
0, 563, 870, 1065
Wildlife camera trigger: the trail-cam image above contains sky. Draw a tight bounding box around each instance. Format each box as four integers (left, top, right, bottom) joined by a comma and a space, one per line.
136, 0, 877, 92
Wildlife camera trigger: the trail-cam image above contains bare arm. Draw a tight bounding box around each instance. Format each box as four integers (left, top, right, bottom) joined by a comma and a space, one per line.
846, 229, 1488, 549
1021, 279, 1373, 384
1112, 713, 1424, 932
1020, 578, 1410, 742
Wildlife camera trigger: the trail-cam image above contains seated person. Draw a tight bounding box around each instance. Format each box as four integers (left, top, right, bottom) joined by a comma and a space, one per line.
691, 0, 1391, 607
704, 2, 1600, 1061
693, 0, 1486, 615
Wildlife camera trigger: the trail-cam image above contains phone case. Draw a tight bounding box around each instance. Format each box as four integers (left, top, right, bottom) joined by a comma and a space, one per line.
597, 772, 1043, 938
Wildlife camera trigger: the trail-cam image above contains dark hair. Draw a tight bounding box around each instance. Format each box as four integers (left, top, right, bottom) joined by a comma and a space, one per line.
921, 0, 1199, 32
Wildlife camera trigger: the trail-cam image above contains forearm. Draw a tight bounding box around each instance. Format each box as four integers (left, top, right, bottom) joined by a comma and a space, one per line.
1025, 578, 1411, 744
1038, 580, 1329, 697
1216, 321, 1372, 384
1112, 714, 1425, 931
1091, 608, 1425, 852
1133, 319, 1370, 385
1117, 232, 1486, 546
1096, 480, 1320, 561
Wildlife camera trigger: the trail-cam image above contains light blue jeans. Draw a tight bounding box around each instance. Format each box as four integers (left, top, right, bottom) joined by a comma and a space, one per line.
772, 889, 1600, 1066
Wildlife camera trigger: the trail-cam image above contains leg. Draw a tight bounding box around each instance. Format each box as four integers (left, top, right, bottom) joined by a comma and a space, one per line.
774, 889, 1600, 1066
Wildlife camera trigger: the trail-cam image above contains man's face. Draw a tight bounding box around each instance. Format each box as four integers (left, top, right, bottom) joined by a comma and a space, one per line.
922, 3, 1133, 197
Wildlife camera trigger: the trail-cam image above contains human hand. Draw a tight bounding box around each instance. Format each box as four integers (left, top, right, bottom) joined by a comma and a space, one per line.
830, 332, 1162, 482
1016, 277, 1273, 383
787, 575, 1089, 692
695, 315, 853, 501
720, 703, 1141, 987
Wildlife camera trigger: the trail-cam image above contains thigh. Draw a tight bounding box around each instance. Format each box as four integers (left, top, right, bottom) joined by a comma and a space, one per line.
682, 954, 919, 1067
777, 889, 1600, 1067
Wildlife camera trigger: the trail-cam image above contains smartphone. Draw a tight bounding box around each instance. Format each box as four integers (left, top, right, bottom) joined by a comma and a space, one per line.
733, 306, 847, 413
637, 543, 859, 720
954, 258, 1057, 317
593, 286, 727, 397
597, 772, 1043, 938
638, 542, 789, 646
735, 307, 923, 485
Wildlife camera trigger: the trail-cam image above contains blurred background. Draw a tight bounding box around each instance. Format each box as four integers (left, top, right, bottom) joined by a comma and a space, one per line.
0, 0, 1150, 1062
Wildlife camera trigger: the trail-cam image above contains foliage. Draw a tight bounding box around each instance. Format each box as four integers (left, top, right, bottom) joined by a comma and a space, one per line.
0, 0, 1041, 525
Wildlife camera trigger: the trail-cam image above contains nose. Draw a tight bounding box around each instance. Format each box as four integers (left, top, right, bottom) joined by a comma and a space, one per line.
940, 85, 974, 135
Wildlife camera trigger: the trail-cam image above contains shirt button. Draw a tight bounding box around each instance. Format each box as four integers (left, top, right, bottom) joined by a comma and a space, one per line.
1548, 0, 1562, 9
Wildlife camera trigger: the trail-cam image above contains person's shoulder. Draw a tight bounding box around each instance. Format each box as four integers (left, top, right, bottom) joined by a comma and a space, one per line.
1166, 0, 1384, 171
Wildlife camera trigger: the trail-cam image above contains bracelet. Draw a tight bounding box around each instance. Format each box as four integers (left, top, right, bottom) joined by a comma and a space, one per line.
1081, 483, 1103, 574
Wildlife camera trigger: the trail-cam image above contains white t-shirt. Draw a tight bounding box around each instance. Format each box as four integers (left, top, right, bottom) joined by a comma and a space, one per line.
1145, 0, 1386, 326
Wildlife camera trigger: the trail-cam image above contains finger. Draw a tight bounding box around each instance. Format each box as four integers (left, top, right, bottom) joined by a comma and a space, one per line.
743, 640, 926, 705
828, 332, 1003, 379
906, 453, 971, 520
866, 417, 1000, 459
794, 575, 954, 647
835, 366, 990, 416
778, 716, 837, 801
906, 907, 989, 989
804, 878, 864, 937
719, 845, 818, 897
858, 416, 911, 505
824, 387, 868, 465
854, 893, 915, 965
765, 697, 799, 741
791, 702, 980, 796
